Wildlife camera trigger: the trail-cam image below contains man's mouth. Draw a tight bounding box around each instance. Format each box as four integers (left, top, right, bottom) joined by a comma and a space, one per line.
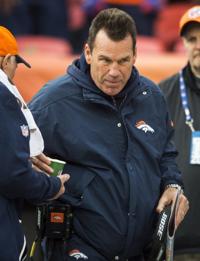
105, 80, 121, 86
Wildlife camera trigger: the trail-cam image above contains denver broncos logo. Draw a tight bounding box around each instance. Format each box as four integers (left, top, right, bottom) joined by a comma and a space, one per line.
69, 249, 88, 260
135, 120, 155, 134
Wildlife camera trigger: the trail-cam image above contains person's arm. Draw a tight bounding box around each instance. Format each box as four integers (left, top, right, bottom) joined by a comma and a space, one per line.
159, 112, 183, 188
30, 153, 70, 199
156, 105, 189, 228
0, 103, 69, 202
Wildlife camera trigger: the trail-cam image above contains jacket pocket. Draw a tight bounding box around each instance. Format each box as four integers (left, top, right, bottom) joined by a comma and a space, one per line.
60, 163, 96, 205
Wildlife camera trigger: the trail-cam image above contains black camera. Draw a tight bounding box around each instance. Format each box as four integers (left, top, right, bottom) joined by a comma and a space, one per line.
30, 202, 73, 260
36, 202, 73, 240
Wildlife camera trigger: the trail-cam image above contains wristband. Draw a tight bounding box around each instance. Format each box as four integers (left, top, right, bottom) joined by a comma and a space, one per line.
165, 184, 183, 193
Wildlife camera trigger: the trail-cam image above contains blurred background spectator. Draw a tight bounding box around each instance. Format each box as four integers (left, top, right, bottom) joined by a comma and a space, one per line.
154, 0, 194, 51
0, 0, 106, 54
67, 0, 106, 53
105, 0, 162, 36
0, 0, 68, 38
1, 0, 199, 54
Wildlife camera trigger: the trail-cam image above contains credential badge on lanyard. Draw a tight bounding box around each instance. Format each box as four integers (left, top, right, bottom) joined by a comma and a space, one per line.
179, 70, 200, 164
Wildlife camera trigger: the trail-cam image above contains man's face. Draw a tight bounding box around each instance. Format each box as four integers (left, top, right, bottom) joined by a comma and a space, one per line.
183, 25, 200, 76
84, 30, 136, 96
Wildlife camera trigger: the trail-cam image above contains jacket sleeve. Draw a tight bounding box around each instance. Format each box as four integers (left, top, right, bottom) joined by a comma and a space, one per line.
159, 103, 183, 190
0, 101, 61, 202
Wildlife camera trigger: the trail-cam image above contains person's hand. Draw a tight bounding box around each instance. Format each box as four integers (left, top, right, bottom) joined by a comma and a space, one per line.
31, 153, 53, 175
156, 187, 189, 229
51, 174, 70, 199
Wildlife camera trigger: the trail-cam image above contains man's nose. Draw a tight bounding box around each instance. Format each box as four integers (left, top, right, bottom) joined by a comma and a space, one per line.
109, 63, 120, 77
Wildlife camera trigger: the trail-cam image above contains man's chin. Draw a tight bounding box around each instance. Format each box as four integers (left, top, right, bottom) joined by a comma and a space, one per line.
104, 89, 120, 96
102, 84, 124, 96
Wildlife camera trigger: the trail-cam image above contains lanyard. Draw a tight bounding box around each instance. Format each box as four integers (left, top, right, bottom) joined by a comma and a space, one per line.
179, 70, 195, 132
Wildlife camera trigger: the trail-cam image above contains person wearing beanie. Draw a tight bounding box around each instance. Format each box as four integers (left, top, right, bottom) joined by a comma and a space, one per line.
0, 26, 70, 261
159, 6, 200, 261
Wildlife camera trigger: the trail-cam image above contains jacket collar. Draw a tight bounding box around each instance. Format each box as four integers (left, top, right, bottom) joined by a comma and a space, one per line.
183, 63, 200, 95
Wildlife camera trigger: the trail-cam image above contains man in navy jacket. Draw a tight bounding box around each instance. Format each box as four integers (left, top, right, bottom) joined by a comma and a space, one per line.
29, 8, 189, 261
0, 26, 70, 261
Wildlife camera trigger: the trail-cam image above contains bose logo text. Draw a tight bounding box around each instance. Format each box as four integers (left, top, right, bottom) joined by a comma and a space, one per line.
157, 212, 168, 240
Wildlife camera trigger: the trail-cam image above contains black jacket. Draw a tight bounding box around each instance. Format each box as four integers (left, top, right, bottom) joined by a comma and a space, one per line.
159, 64, 200, 254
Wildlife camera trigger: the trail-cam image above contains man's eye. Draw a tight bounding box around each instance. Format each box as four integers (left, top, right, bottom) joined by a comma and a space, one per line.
100, 58, 111, 63
187, 37, 196, 42
119, 59, 127, 64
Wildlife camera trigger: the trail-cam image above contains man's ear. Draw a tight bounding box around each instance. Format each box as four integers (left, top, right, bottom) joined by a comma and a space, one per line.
84, 43, 92, 65
182, 37, 187, 48
1, 54, 12, 70
133, 47, 137, 65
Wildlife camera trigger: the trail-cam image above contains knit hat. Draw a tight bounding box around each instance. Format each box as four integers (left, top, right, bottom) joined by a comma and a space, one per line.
0, 26, 31, 68
179, 6, 200, 36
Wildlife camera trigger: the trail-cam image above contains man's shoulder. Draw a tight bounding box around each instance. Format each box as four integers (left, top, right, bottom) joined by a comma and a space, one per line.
140, 75, 163, 95
159, 73, 179, 91
0, 81, 9, 97
29, 73, 80, 111
0, 81, 16, 105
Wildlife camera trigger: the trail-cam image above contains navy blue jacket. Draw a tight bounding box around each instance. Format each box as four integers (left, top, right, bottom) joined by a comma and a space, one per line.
29, 54, 183, 259
0, 82, 61, 261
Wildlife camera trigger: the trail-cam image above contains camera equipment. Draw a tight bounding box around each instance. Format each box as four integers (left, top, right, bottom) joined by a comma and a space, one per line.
37, 202, 72, 239
30, 202, 73, 260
